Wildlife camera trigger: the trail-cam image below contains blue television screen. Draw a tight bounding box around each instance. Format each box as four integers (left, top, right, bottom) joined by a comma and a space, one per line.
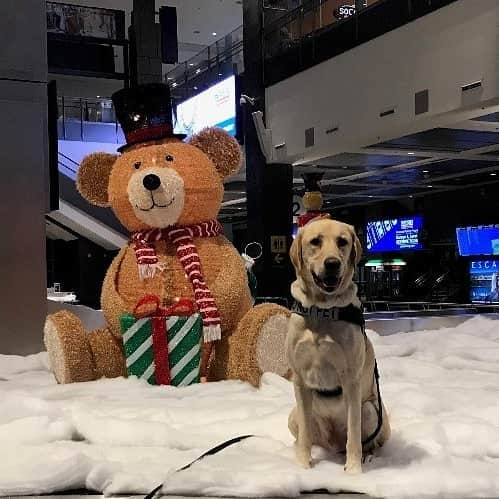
469, 260, 499, 303
456, 225, 499, 256
366, 216, 423, 252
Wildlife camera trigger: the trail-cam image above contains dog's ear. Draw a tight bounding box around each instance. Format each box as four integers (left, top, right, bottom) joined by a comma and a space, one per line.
349, 226, 363, 265
290, 229, 304, 274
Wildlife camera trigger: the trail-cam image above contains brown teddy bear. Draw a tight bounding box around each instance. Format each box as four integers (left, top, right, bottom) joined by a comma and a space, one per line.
44, 84, 290, 386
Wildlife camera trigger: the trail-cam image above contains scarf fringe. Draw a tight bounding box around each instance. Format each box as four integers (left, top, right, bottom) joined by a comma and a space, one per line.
203, 324, 221, 343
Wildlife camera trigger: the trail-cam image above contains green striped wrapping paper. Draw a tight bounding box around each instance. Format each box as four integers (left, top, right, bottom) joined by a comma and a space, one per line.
120, 312, 202, 387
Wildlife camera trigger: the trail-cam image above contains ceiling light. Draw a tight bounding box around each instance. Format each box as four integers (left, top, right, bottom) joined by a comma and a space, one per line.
409, 195, 414, 198
218, 73, 223, 76
167, 77, 173, 80
427, 185, 433, 188
195, 69, 201, 74
368, 195, 374, 198
491, 173, 497, 176
193, 86, 198, 90
407, 152, 415, 155
189, 63, 194, 67
96, 95, 101, 98
212, 32, 217, 36
172, 82, 177, 87
422, 170, 429, 173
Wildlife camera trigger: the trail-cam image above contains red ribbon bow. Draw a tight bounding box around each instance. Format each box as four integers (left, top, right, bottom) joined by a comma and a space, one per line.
133, 295, 196, 319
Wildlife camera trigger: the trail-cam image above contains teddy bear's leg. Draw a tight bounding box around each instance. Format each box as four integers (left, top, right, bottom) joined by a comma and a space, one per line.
44, 310, 96, 384
214, 304, 291, 386
87, 328, 127, 379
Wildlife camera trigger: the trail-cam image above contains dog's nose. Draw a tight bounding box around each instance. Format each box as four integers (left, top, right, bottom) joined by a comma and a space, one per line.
142, 173, 161, 191
324, 258, 341, 275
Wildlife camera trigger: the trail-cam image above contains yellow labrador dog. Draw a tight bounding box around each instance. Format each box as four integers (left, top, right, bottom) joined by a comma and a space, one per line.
287, 218, 390, 474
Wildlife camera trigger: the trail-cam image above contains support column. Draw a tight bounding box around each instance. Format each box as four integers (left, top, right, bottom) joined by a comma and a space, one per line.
0, 0, 48, 354
131, 0, 162, 85
243, 0, 294, 300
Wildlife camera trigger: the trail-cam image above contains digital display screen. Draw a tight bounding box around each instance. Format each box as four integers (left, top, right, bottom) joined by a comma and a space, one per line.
366, 216, 423, 252
174, 75, 236, 137
456, 225, 499, 256
469, 260, 499, 303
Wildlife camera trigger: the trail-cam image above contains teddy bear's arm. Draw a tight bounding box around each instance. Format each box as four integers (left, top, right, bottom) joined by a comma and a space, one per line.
210, 237, 253, 332
101, 245, 129, 338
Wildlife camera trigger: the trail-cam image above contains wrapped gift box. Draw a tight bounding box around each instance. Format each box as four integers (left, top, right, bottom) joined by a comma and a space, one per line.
120, 296, 202, 387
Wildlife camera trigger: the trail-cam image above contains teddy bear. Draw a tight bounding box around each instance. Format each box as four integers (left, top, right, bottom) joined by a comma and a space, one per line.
44, 83, 290, 387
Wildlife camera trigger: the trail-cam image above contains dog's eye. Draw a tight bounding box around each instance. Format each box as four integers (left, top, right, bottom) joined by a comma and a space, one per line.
310, 237, 321, 247
165, 155, 174, 162
337, 237, 349, 247
134, 161, 141, 169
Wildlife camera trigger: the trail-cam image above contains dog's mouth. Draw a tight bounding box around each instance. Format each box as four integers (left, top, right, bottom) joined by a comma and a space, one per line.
312, 271, 340, 294
314, 386, 343, 398
135, 193, 175, 212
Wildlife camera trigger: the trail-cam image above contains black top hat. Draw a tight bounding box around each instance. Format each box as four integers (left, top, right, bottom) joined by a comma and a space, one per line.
112, 83, 186, 153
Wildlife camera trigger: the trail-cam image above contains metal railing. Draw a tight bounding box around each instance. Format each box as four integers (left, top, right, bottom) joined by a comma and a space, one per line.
165, 25, 244, 101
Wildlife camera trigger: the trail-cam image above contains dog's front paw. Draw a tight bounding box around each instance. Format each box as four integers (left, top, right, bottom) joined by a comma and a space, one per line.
295, 446, 312, 469
344, 460, 362, 474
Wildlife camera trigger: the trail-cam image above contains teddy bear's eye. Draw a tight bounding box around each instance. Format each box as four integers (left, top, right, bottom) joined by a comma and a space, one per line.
134, 161, 141, 169
165, 155, 174, 162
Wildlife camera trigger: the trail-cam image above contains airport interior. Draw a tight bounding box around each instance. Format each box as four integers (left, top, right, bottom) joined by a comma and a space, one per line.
1, 1, 499, 498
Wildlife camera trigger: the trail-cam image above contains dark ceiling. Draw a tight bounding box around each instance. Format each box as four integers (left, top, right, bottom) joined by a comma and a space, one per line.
220, 111, 499, 222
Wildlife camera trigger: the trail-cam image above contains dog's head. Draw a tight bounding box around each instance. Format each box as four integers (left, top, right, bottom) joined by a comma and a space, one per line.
290, 218, 362, 299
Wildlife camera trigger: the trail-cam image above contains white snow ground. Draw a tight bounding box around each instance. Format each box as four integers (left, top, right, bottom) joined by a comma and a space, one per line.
1, 316, 499, 498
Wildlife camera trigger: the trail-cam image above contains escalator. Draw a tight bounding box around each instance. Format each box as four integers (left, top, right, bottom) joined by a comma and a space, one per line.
47, 151, 127, 251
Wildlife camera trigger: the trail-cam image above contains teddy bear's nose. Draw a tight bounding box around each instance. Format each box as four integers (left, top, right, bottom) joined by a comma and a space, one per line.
142, 173, 161, 191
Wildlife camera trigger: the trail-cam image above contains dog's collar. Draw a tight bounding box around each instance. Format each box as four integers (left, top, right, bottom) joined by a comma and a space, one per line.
291, 300, 365, 329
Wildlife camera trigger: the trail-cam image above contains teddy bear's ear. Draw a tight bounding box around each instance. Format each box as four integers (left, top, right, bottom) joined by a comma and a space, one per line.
76, 152, 117, 207
190, 127, 241, 178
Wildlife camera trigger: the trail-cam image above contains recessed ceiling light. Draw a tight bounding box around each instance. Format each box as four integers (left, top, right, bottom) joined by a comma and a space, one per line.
409, 195, 414, 198
491, 173, 497, 176
407, 152, 415, 155
189, 63, 194, 66
218, 73, 223, 76
427, 185, 433, 188
212, 32, 217, 36
193, 86, 198, 90
96, 95, 101, 98
167, 77, 173, 80
368, 195, 374, 198
422, 170, 429, 173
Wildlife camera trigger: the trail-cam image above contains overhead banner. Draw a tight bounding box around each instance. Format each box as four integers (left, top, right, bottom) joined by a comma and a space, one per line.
46, 2, 125, 41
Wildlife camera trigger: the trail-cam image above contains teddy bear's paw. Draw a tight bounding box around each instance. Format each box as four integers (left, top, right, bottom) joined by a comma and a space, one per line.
44, 311, 96, 384
255, 309, 290, 377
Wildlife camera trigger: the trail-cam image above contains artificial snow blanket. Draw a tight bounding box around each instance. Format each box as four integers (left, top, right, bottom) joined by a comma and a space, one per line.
1, 316, 499, 498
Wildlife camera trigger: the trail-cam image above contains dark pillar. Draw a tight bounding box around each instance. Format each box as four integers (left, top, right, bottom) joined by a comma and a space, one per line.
243, 0, 294, 301
131, 0, 162, 85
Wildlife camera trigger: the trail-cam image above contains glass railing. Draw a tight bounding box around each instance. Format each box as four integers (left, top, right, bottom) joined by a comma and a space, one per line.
263, 0, 458, 85
57, 96, 125, 144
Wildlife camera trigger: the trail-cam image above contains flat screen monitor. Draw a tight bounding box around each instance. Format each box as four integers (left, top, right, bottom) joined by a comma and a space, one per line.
469, 259, 499, 303
174, 75, 236, 137
366, 216, 423, 252
456, 225, 499, 256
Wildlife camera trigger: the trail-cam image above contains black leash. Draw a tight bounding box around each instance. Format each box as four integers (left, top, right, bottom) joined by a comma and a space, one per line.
143, 434, 254, 499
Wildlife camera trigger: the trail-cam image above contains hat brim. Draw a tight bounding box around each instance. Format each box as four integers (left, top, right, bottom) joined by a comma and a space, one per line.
117, 133, 187, 153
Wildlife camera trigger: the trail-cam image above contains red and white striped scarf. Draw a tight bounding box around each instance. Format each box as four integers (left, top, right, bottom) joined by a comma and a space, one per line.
131, 220, 223, 342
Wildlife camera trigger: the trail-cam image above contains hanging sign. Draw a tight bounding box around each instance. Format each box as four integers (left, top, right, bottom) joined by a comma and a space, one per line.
334, 4, 356, 20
